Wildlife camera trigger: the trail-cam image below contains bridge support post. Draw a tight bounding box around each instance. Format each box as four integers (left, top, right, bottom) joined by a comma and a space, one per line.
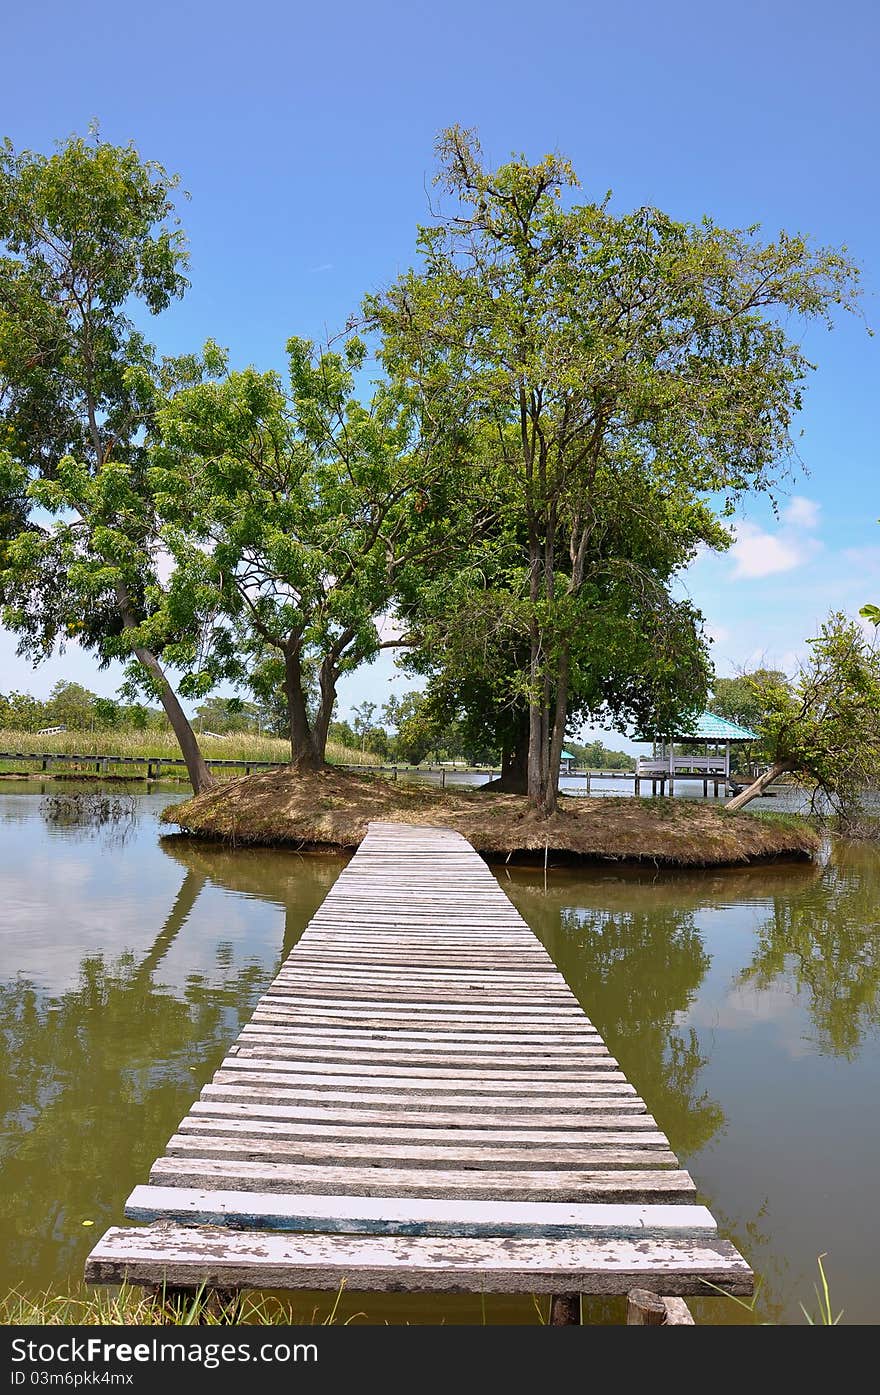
549, 1293, 580, 1325
626, 1289, 667, 1324
151, 1285, 240, 1321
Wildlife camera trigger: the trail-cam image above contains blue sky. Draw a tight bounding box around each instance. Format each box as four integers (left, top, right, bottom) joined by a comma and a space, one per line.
2, 0, 878, 749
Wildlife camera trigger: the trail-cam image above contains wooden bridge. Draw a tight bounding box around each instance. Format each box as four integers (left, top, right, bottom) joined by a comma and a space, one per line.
84, 822, 752, 1323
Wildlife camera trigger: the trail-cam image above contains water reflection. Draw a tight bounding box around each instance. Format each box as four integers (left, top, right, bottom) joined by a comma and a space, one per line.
2, 783, 880, 1322
0, 790, 348, 1298
500, 873, 728, 1157
740, 842, 880, 1059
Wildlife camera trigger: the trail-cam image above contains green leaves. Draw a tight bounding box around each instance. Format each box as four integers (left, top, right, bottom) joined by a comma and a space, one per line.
751, 613, 880, 823
367, 127, 864, 811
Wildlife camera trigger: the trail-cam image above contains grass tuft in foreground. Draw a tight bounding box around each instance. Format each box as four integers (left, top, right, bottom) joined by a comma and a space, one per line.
0, 1282, 361, 1326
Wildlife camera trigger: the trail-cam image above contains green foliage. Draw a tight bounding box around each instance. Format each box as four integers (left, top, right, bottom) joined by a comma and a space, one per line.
150, 335, 456, 767
0, 681, 167, 734
0, 132, 215, 790
0, 688, 45, 731
710, 670, 789, 732
369, 126, 862, 812
751, 613, 880, 822
565, 739, 635, 771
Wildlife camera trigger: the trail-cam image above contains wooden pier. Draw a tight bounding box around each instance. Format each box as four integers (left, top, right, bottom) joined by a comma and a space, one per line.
85, 822, 751, 1321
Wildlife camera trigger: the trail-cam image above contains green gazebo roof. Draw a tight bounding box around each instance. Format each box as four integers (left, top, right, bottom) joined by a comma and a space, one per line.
676, 711, 757, 742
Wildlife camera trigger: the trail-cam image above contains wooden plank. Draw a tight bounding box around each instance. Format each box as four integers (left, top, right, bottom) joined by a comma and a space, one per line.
163, 1132, 678, 1169
230, 1044, 620, 1072
253, 1005, 594, 1030
197, 1089, 649, 1124
149, 1157, 696, 1202
259, 994, 584, 1016
85, 1225, 753, 1296
232, 1042, 616, 1072
206, 1075, 639, 1107
125, 1186, 717, 1239
182, 1108, 664, 1143
240, 1024, 603, 1047
216, 1059, 629, 1091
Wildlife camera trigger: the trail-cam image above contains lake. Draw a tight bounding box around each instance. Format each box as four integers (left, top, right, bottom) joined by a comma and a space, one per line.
1, 779, 878, 1323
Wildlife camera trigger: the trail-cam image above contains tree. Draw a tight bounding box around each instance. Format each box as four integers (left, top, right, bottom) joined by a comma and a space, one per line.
394, 464, 717, 792
0, 688, 45, 731
151, 335, 456, 769
44, 680, 97, 729
381, 692, 437, 765
369, 127, 862, 814
351, 701, 377, 754
725, 614, 880, 822
0, 132, 215, 792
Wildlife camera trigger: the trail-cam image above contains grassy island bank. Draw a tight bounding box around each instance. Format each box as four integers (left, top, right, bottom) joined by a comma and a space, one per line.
163, 767, 818, 867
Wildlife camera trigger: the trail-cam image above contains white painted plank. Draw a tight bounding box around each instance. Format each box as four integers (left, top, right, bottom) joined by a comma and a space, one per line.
86, 1224, 752, 1296
125, 1186, 717, 1239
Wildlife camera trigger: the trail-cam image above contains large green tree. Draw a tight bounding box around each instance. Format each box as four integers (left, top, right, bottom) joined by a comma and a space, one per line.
394, 458, 720, 792
150, 336, 460, 769
369, 127, 861, 814
0, 132, 215, 792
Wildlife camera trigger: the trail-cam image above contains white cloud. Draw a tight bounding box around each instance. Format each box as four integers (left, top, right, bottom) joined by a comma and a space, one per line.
728, 497, 823, 579
730, 522, 813, 578
782, 495, 820, 530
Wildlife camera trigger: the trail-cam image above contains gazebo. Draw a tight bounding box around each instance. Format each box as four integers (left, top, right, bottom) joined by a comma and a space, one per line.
636, 711, 758, 795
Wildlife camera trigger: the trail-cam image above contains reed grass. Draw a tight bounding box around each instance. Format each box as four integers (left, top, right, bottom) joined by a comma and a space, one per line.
0, 727, 380, 768
0, 1281, 362, 1325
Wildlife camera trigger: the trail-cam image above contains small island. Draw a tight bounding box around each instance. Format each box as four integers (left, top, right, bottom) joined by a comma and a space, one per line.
164, 765, 818, 867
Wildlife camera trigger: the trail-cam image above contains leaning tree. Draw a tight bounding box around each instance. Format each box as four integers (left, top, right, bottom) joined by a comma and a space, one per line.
725, 613, 880, 823
0, 132, 215, 792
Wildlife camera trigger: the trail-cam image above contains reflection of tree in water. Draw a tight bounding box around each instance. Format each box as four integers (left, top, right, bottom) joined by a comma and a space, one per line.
159, 836, 349, 959
0, 867, 269, 1289
739, 847, 880, 1059
559, 904, 722, 1157
506, 880, 723, 1159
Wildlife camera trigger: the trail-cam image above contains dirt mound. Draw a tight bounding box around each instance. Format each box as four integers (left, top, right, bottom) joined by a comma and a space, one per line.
162, 767, 819, 868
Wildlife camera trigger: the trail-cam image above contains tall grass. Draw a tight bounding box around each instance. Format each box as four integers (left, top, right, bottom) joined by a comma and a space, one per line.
0, 1282, 362, 1325
0, 727, 381, 767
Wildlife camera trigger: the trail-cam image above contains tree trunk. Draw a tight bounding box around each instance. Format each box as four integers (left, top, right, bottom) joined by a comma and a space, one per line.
526, 540, 546, 807
312, 659, 337, 764
483, 713, 529, 793
133, 642, 216, 794
283, 647, 323, 770
541, 646, 571, 817
724, 760, 791, 812
113, 584, 214, 795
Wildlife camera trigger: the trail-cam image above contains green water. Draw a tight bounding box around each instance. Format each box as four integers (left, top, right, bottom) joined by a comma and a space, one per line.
1, 781, 878, 1324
